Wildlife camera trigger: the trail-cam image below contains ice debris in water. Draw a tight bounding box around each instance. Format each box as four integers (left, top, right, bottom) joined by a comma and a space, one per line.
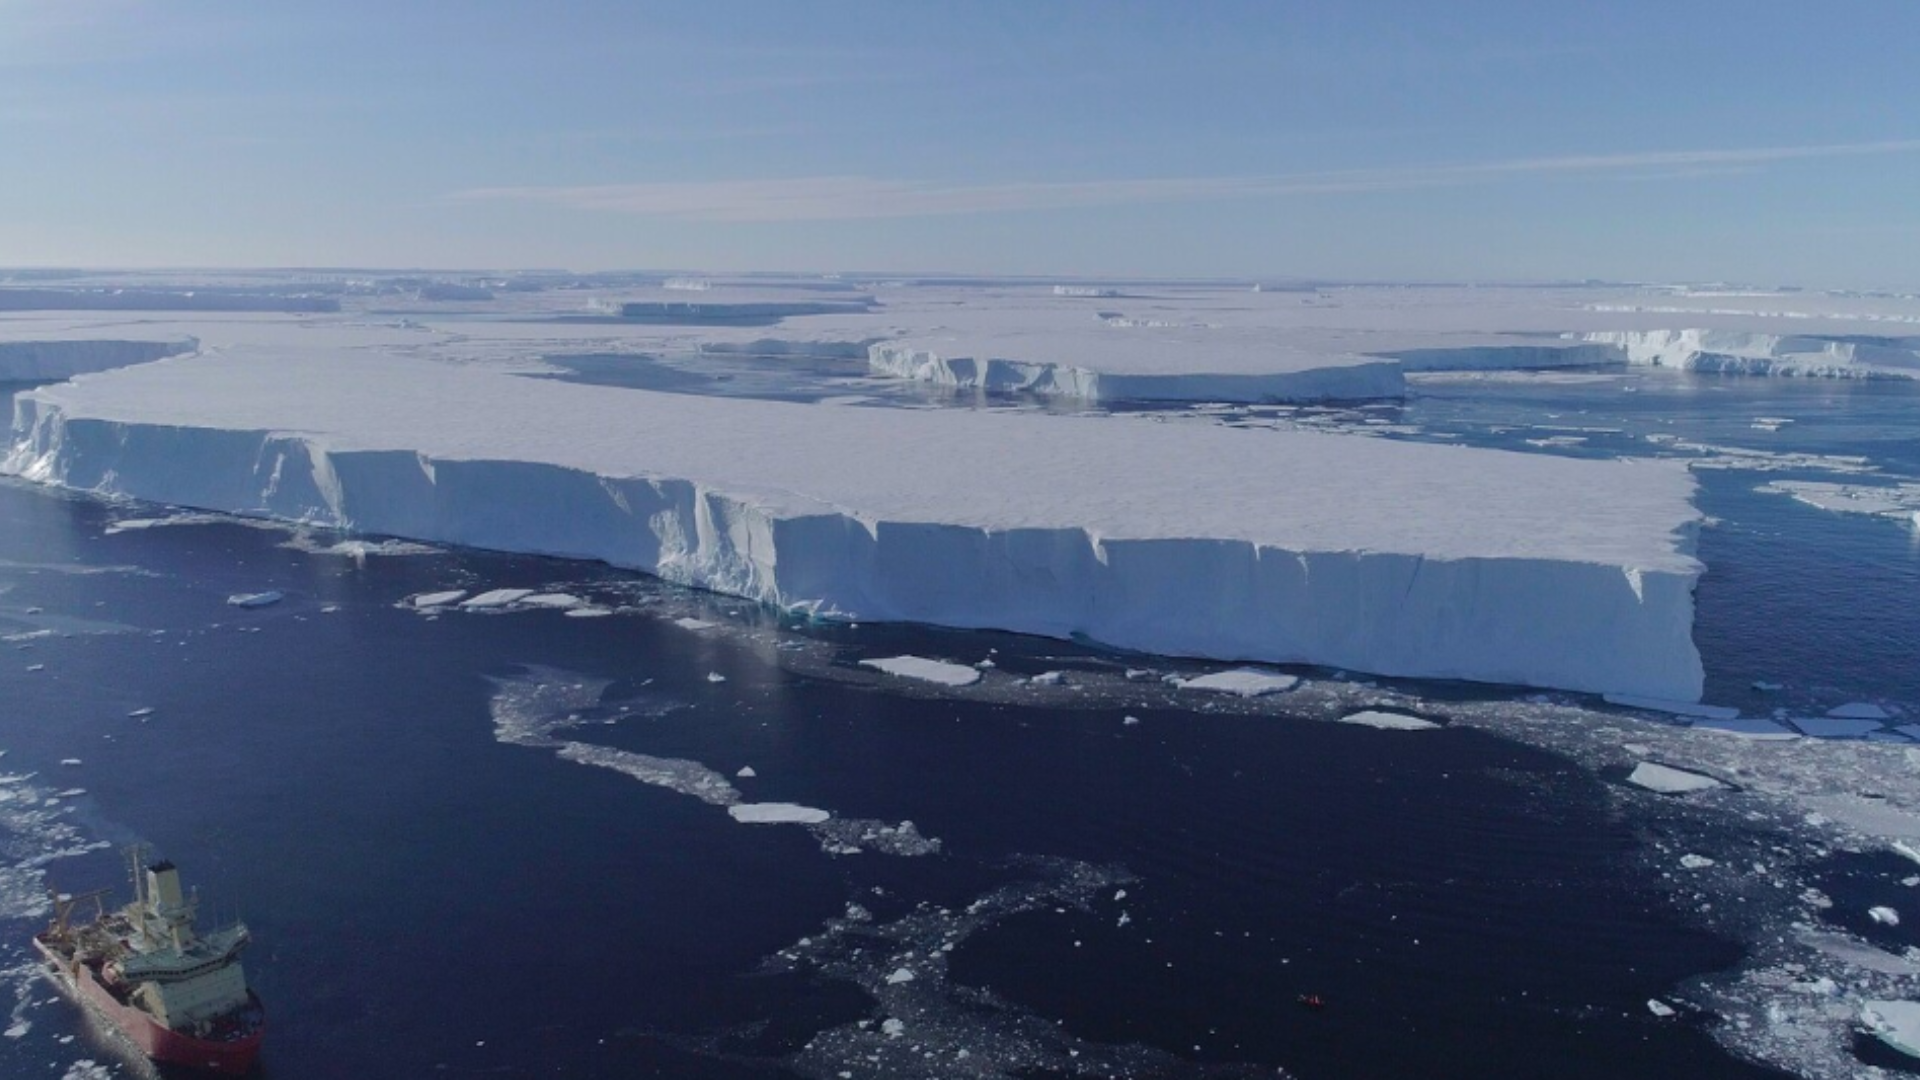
126, 707, 154, 719
1336, 710, 1440, 731
1647, 999, 1677, 1018
1603, 694, 1739, 720
487, 667, 938, 857
1690, 717, 1797, 740
706, 672, 727, 683
1174, 668, 1299, 697
1829, 702, 1891, 720
1626, 762, 1722, 794
411, 590, 466, 608
736, 766, 756, 778
225, 591, 283, 608
461, 588, 533, 609
1788, 716, 1884, 739
1679, 854, 1716, 869
1871, 906, 1902, 927
859, 655, 983, 687
673, 617, 716, 631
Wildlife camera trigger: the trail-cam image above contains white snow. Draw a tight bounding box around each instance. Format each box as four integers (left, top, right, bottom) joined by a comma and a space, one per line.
5, 312, 1710, 699
729, 803, 832, 825
1862, 1000, 1920, 1058
1174, 669, 1300, 697
1336, 710, 1441, 731
859, 656, 984, 687
1626, 762, 1723, 794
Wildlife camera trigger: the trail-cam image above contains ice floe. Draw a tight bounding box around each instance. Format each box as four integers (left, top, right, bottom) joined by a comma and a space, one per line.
859, 656, 983, 687
1173, 669, 1299, 697
1863, 1000, 1920, 1058
1335, 710, 1440, 731
225, 591, 282, 608
1626, 762, 1723, 794
728, 803, 831, 825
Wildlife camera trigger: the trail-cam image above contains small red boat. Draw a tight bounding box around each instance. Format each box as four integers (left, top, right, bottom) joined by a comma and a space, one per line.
34, 847, 264, 1075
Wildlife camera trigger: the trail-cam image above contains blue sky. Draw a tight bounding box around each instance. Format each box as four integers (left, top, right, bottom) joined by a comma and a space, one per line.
4, 1, 1917, 286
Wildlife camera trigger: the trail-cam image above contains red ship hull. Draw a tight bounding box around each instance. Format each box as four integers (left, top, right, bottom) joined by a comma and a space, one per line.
33, 935, 264, 1076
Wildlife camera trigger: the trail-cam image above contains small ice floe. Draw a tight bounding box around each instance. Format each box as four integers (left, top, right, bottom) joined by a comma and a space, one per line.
26, 663, 44, 672
1689, 717, 1798, 740
885, 967, 915, 985
564, 607, 612, 618
706, 672, 727, 683
1174, 668, 1299, 697
1679, 854, 1716, 869
225, 591, 283, 608
1789, 716, 1884, 739
461, 589, 534, 609
859, 656, 983, 687
54, 788, 85, 798
1647, 999, 1677, 1018
1751, 680, 1784, 692
673, 617, 716, 631
1872, 906, 1902, 927
737, 766, 756, 778
1829, 702, 1891, 720
1122, 715, 1141, 726
1028, 671, 1067, 687
411, 590, 466, 608
1862, 1000, 1920, 1058
59, 759, 82, 767
519, 593, 584, 610
1627, 762, 1723, 794
881, 1018, 906, 1037
1336, 710, 1440, 731
1751, 417, 1794, 432
1603, 694, 1739, 721
127, 707, 156, 719
729, 803, 831, 825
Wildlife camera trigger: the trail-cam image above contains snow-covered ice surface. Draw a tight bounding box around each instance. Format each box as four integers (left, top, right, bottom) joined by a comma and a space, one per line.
5, 344, 1707, 699
1173, 668, 1300, 697
858, 655, 983, 687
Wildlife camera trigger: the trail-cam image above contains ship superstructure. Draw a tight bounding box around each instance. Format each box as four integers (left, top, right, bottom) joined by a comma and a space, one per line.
35, 847, 265, 1074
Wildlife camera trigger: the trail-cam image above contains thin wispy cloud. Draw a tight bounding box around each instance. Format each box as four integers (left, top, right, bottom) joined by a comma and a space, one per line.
450, 138, 1920, 223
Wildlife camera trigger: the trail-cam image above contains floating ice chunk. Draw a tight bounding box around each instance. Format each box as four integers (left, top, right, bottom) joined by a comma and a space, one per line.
1872, 906, 1902, 926
225, 591, 283, 608
1647, 999, 1676, 1017
729, 803, 831, 825
880, 1018, 906, 1037
885, 967, 915, 985
519, 593, 585, 609
26, 663, 44, 672
1862, 1001, 1920, 1058
1689, 717, 1798, 740
737, 766, 756, 778
859, 656, 983, 687
1122, 715, 1140, 726
1679, 854, 1716, 869
673, 617, 716, 630
706, 672, 727, 683
59, 759, 81, 767
1788, 716, 1883, 739
1627, 762, 1722, 794
564, 606, 612, 618
1829, 702, 1891, 720
461, 589, 533, 609
1175, 668, 1299, 697
411, 590, 466, 608
1337, 710, 1440, 731
1604, 694, 1738, 720
126, 707, 154, 719
1751, 680, 1783, 692
1029, 671, 1066, 686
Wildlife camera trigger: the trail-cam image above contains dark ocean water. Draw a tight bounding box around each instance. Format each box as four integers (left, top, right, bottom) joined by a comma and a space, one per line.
2, 369, 1917, 1079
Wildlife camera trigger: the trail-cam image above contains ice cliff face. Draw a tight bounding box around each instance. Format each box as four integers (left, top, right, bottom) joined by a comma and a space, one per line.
0, 338, 198, 382
4, 349, 1707, 700
1581, 330, 1920, 379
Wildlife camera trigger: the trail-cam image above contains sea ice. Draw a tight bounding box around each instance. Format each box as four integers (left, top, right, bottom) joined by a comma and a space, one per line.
1828, 702, 1891, 720
518, 593, 584, 609
1626, 762, 1722, 794
225, 591, 283, 608
1679, 854, 1717, 869
1689, 718, 1797, 740
673, 617, 716, 630
1647, 999, 1677, 1018
1787, 716, 1884, 739
1174, 669, 1299, 697
460, 589, 533, 609
1336, 710, 1441, 731
411, 590, 466, 608
1604, 694, 1738, 720
859, 656, 983, 687
730, 803, 832, 825
1862, 1000, 1920, 1058
1871, 906, 1901, 926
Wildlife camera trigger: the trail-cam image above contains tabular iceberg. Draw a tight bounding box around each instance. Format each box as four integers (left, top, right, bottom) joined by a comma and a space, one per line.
5, 346, 1706, 700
